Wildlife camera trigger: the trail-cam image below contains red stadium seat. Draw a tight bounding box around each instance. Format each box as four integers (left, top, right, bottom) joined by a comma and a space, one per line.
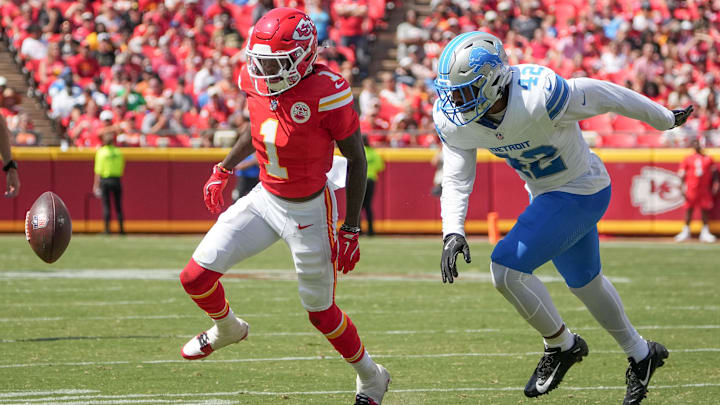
579, 114, 613, 135
636, 130, 665, 147
612, 115, 646, 134
601, 132, 637, 148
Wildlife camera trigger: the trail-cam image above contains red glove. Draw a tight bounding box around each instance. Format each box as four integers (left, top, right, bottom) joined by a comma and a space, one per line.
203, 164, 232, 214
336, 225, 360, 274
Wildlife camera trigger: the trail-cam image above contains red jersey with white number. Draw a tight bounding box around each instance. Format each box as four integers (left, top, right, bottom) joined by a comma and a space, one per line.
679, 153, 715, 192
239, 63, 359, 198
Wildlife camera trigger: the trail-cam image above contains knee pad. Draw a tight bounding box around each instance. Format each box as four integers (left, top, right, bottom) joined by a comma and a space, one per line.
307, 303, 341, 333
180, 258, 222, 295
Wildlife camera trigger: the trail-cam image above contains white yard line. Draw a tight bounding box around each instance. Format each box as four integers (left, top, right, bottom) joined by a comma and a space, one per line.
0, 269, 631, 283
1, 347, 718, 369
0, 383, 718, 404
1, 324, 717, 343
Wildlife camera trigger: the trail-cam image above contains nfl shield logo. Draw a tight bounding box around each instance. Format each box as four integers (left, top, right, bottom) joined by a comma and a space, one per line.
270, 99, 278, 111
495, 133, 504, 140
32, 214, 48, 229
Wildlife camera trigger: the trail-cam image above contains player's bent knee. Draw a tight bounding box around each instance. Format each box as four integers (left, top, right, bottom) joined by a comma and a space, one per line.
180, 258, 223, 295
490, 261, 525, 293
307, 303, 341, 332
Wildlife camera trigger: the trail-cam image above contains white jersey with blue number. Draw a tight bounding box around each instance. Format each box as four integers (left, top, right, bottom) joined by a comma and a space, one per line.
434, 64, 675, 237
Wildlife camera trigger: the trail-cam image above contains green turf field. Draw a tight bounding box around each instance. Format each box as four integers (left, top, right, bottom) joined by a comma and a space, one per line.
1, 234, 718, 404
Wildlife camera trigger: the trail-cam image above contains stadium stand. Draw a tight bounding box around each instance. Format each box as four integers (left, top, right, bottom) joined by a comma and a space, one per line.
0, 0, 717, 148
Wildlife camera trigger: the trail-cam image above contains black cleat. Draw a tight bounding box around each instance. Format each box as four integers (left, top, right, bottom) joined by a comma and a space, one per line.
623, 341, 669, 404
524, 334, 589, 397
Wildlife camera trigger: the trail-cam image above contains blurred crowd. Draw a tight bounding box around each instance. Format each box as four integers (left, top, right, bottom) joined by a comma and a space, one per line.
1, 0, 389, 147
0, 0, 718, 148
364, 0, 720, 148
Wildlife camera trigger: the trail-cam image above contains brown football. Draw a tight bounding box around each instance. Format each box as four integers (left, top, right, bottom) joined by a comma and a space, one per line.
24, 191, 72, 263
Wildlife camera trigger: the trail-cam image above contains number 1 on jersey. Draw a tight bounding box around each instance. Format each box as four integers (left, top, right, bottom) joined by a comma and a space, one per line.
260, 118, 288, 179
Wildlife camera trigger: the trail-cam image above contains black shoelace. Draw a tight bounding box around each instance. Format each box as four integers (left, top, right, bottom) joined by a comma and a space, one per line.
625, 365, 647, 398
536, 352, 556, 378
354, 393, 373, 405
197, 332, 210, 348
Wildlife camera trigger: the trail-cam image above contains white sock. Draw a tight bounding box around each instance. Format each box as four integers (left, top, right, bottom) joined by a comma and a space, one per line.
490, 262, 565, 338
682, 225, 690, 232
570, 273, 648, 362
352, 350, 378, 381
214, 307, 239, 331
544, 326, 575, 351
701, 225, 710, 233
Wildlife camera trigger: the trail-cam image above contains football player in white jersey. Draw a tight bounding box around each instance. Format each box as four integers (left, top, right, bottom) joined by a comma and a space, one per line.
433, 32, 693, 405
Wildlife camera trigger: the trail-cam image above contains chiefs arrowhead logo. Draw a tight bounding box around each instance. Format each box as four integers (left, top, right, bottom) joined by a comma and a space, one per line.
293, 18, 315, 41
291, 101, 311, 123
631, 166, 684, 215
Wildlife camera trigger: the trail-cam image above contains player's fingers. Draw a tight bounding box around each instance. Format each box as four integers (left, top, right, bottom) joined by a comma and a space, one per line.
449, 250, 457, 271
463, 245, 471, 263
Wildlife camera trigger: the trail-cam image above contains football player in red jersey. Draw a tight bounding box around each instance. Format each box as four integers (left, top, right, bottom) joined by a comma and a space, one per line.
675, 137, 719, 243
178, 8, 390, 405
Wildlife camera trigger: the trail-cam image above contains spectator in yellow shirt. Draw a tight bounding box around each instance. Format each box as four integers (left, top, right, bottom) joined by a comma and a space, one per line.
362, 135, 384, 236
93, 132, 125, 234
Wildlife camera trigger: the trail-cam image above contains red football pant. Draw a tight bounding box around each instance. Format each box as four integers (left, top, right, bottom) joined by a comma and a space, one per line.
180, 258, 230, 320
309, 304, 365, 363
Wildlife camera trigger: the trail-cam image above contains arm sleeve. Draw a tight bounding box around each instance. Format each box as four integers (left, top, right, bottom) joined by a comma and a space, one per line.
440, 143, 477, 238
556, 77, 675, 130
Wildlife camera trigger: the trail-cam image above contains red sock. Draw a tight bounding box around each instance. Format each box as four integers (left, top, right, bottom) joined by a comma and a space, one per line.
180, 259, 229, 320
309, 304, 365, 363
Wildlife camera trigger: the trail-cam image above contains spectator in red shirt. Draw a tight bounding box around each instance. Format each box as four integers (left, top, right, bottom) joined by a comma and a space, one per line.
675, 137, 720, 243
334, 0, 370, 79
201, 86, 230, 123
67, 41, 100, 87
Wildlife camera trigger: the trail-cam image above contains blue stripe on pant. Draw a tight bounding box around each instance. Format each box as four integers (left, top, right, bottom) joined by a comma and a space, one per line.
490, 186, 611, 288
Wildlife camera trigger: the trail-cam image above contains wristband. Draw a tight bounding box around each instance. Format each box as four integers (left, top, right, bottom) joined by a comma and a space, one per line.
2, 160, 17, 172
340, 223, 361, 234
216, 163, 233, 174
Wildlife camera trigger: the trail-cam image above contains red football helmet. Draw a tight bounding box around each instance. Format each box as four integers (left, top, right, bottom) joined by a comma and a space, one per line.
246, 8, 318, 96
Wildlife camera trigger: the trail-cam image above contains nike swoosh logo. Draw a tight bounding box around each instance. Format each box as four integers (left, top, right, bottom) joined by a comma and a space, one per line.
640, 359, 652, 386
535, 362, 561, 394
205, 181, 222, 194
581, 91, 586, 106
335, 81, 344, 89
298, 224, 313, 230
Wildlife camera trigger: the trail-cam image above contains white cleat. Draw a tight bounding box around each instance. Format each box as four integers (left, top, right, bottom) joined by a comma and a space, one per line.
674, 229, 690, 242
181, 317, 249, 360
699, 230, 717, 243
355, 364, 391, 405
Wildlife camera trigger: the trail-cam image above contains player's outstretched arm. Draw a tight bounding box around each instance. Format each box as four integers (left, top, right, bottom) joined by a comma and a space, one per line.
558, 77, 678, 130
335, 129, 367, 274
203, 130, 255, 214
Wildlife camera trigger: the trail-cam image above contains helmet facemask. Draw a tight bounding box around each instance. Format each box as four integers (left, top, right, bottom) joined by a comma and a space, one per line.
247, 42, 316, 96
436, 73, 500, 126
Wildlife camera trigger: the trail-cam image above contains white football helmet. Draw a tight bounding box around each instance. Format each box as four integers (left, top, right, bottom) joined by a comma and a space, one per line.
434, 32, 512, 126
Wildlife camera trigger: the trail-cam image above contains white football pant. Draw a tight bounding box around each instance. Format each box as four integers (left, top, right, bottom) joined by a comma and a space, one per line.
193, 182, 338, 312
